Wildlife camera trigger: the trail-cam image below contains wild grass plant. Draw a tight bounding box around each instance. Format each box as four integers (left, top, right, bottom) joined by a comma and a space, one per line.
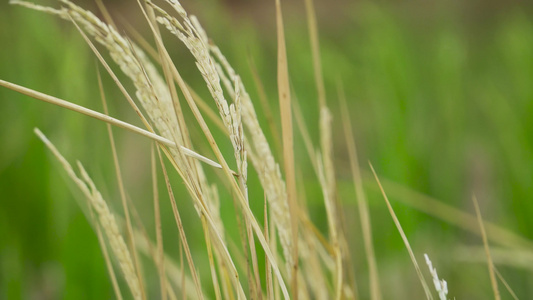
1, 0, 532, 299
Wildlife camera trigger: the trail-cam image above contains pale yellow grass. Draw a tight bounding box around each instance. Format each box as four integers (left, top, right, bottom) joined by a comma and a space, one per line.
3, 1, 529, 299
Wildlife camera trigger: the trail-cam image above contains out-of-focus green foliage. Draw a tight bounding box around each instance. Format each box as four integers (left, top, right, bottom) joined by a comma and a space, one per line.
1, 0, 533, 299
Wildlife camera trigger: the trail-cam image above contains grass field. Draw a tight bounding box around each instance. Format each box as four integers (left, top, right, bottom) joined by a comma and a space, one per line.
1, 0, 533, 299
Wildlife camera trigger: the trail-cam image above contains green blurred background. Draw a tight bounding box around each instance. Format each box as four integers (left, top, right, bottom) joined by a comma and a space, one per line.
1, 0, 533, 299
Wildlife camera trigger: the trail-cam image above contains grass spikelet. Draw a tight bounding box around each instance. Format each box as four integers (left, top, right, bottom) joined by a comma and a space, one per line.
210, 42, 293, 277
34, 128, 142, 300
92, 211, 124, 300
77, 164, 146, 300
149, 0, 235, 141
424, 254, 449, 300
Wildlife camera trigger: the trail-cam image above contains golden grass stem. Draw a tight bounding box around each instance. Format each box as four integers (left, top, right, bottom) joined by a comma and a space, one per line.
187, 85, 227, 133
316, 152, 343, 300
270, 204, 281, 300
180, 241, 187, 300
339, 87, 381, 300
99, 71, 147, 300
303, 0, 326, 108
0, 79, 223, 169
369, 163, 433, 300
472, 195, 501, 300
201, 215, 223, 300
232, 193, 255, 297
94, 0, 117, 30
493, 268, 519, 300
275, 1, 299, 295
129, 214, 195, 299
151, 144, 167, 300
293, 98, 319, 174
119, 15, 161, 64
247, 54, 283, 159
157, 147, 205, 300
318, 106, 343, 300
366, 176, 533, 251
303, 0, 345, 294
264, 194, 275, 300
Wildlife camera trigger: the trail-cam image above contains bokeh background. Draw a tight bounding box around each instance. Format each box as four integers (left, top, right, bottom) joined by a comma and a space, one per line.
1, 0, 533, 299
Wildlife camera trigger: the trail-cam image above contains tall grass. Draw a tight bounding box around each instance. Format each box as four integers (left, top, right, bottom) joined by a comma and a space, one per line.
1, 0, 532, 299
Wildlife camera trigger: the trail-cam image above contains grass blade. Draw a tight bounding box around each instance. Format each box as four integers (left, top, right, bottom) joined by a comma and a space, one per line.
92, 212, 124, 300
